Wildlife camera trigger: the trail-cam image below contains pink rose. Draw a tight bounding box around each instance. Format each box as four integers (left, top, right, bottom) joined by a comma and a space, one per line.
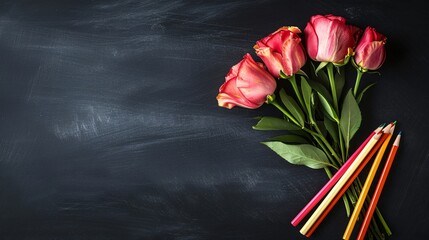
354, 27, 387, 71
217, 54, 276, 109
304, 14, 361, 64
254, 26, 306, 77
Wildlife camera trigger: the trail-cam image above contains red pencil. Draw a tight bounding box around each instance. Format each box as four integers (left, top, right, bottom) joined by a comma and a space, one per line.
356, 132, 401, 240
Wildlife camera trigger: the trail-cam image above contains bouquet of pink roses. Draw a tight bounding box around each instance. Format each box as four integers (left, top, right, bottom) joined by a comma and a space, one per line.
216, 14, 389, 239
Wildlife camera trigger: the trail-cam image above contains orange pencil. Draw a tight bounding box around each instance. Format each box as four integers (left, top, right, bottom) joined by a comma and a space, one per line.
356, 132, 402, 240
305, 123, 394, 237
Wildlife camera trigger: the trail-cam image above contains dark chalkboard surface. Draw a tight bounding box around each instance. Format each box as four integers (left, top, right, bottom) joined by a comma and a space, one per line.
1, 1, 428, 239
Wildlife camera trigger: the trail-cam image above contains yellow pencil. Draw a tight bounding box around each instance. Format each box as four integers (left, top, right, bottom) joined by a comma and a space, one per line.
299, 126, 387, 235
342, 125, 395, 239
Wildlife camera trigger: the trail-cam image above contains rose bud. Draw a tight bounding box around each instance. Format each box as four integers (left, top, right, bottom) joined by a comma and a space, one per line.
354, 27, 387, 71
254, 26, 306, 78
304, 14, 361, 64
217, 54, 276, 109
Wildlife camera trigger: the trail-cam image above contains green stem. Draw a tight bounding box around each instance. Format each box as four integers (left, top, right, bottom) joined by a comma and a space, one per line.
354, 69, 364, 96
269, 100, 302, 127
289, 75, 305, 110
376, 207, 392, 236
343, 190, 356, 217
342, 192, 351, 218
347, 188, 357, 205
324, 167, 333, 178
338, 127, 346, 163
326, 63, 339, 113
326, 64, 346, 162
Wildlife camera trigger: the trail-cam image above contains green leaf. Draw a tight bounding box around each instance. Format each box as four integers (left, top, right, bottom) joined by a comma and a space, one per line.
279, 89, 305, 127
295, 69, 309, 78
262, 142, 333, 169
253, 116, 300, 131
310, 92, 316, 108
307, 80, 333, 103
309, 62, 328, 89
340, 90, 362, 150
324, 116, 339, 144
357, 82, 377, 103
317, 92, 339, 123
301, 77, 313, 118
270, 134, 309, 144
342, 195, 351, 217
317, 69, 330, 89
335, 67, 345, 99
315, 62, 329, 76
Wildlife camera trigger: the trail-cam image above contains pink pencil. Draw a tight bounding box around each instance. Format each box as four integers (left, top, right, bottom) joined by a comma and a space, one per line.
291, 124, 385, 226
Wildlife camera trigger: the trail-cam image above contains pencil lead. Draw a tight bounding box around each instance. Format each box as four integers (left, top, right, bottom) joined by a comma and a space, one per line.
379, 123, 386, 127
398, 131, 402, 135
389, 124, 396, 134
393, 120, 397, 125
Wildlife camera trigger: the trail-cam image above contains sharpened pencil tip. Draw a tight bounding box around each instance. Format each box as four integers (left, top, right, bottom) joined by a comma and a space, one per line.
389, 124, 396, 134
379, 123, 386, 127
393, 120, 397, 125
394, 132, 402, 146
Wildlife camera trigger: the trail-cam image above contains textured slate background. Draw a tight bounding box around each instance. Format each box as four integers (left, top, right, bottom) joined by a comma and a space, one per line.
1, 0, 428, 239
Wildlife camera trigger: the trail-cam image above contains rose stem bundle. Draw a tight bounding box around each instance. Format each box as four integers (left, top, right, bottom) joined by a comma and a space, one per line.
299, 125, 388, 235
304, 124, 393, 237
356, 132, 402, 240
291, 124, 384, 227
343, 125, 395, 239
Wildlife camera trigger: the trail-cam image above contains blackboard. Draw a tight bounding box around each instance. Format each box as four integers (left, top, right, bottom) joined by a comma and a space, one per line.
1, 0, 428, 239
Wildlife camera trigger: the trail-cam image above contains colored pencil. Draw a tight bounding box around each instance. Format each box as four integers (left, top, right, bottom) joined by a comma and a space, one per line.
291, 124, 384, 227
304, 123, 393, 237
299, 126, 387, 235
356, 132, 402, 240
343, 125, 395, 239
